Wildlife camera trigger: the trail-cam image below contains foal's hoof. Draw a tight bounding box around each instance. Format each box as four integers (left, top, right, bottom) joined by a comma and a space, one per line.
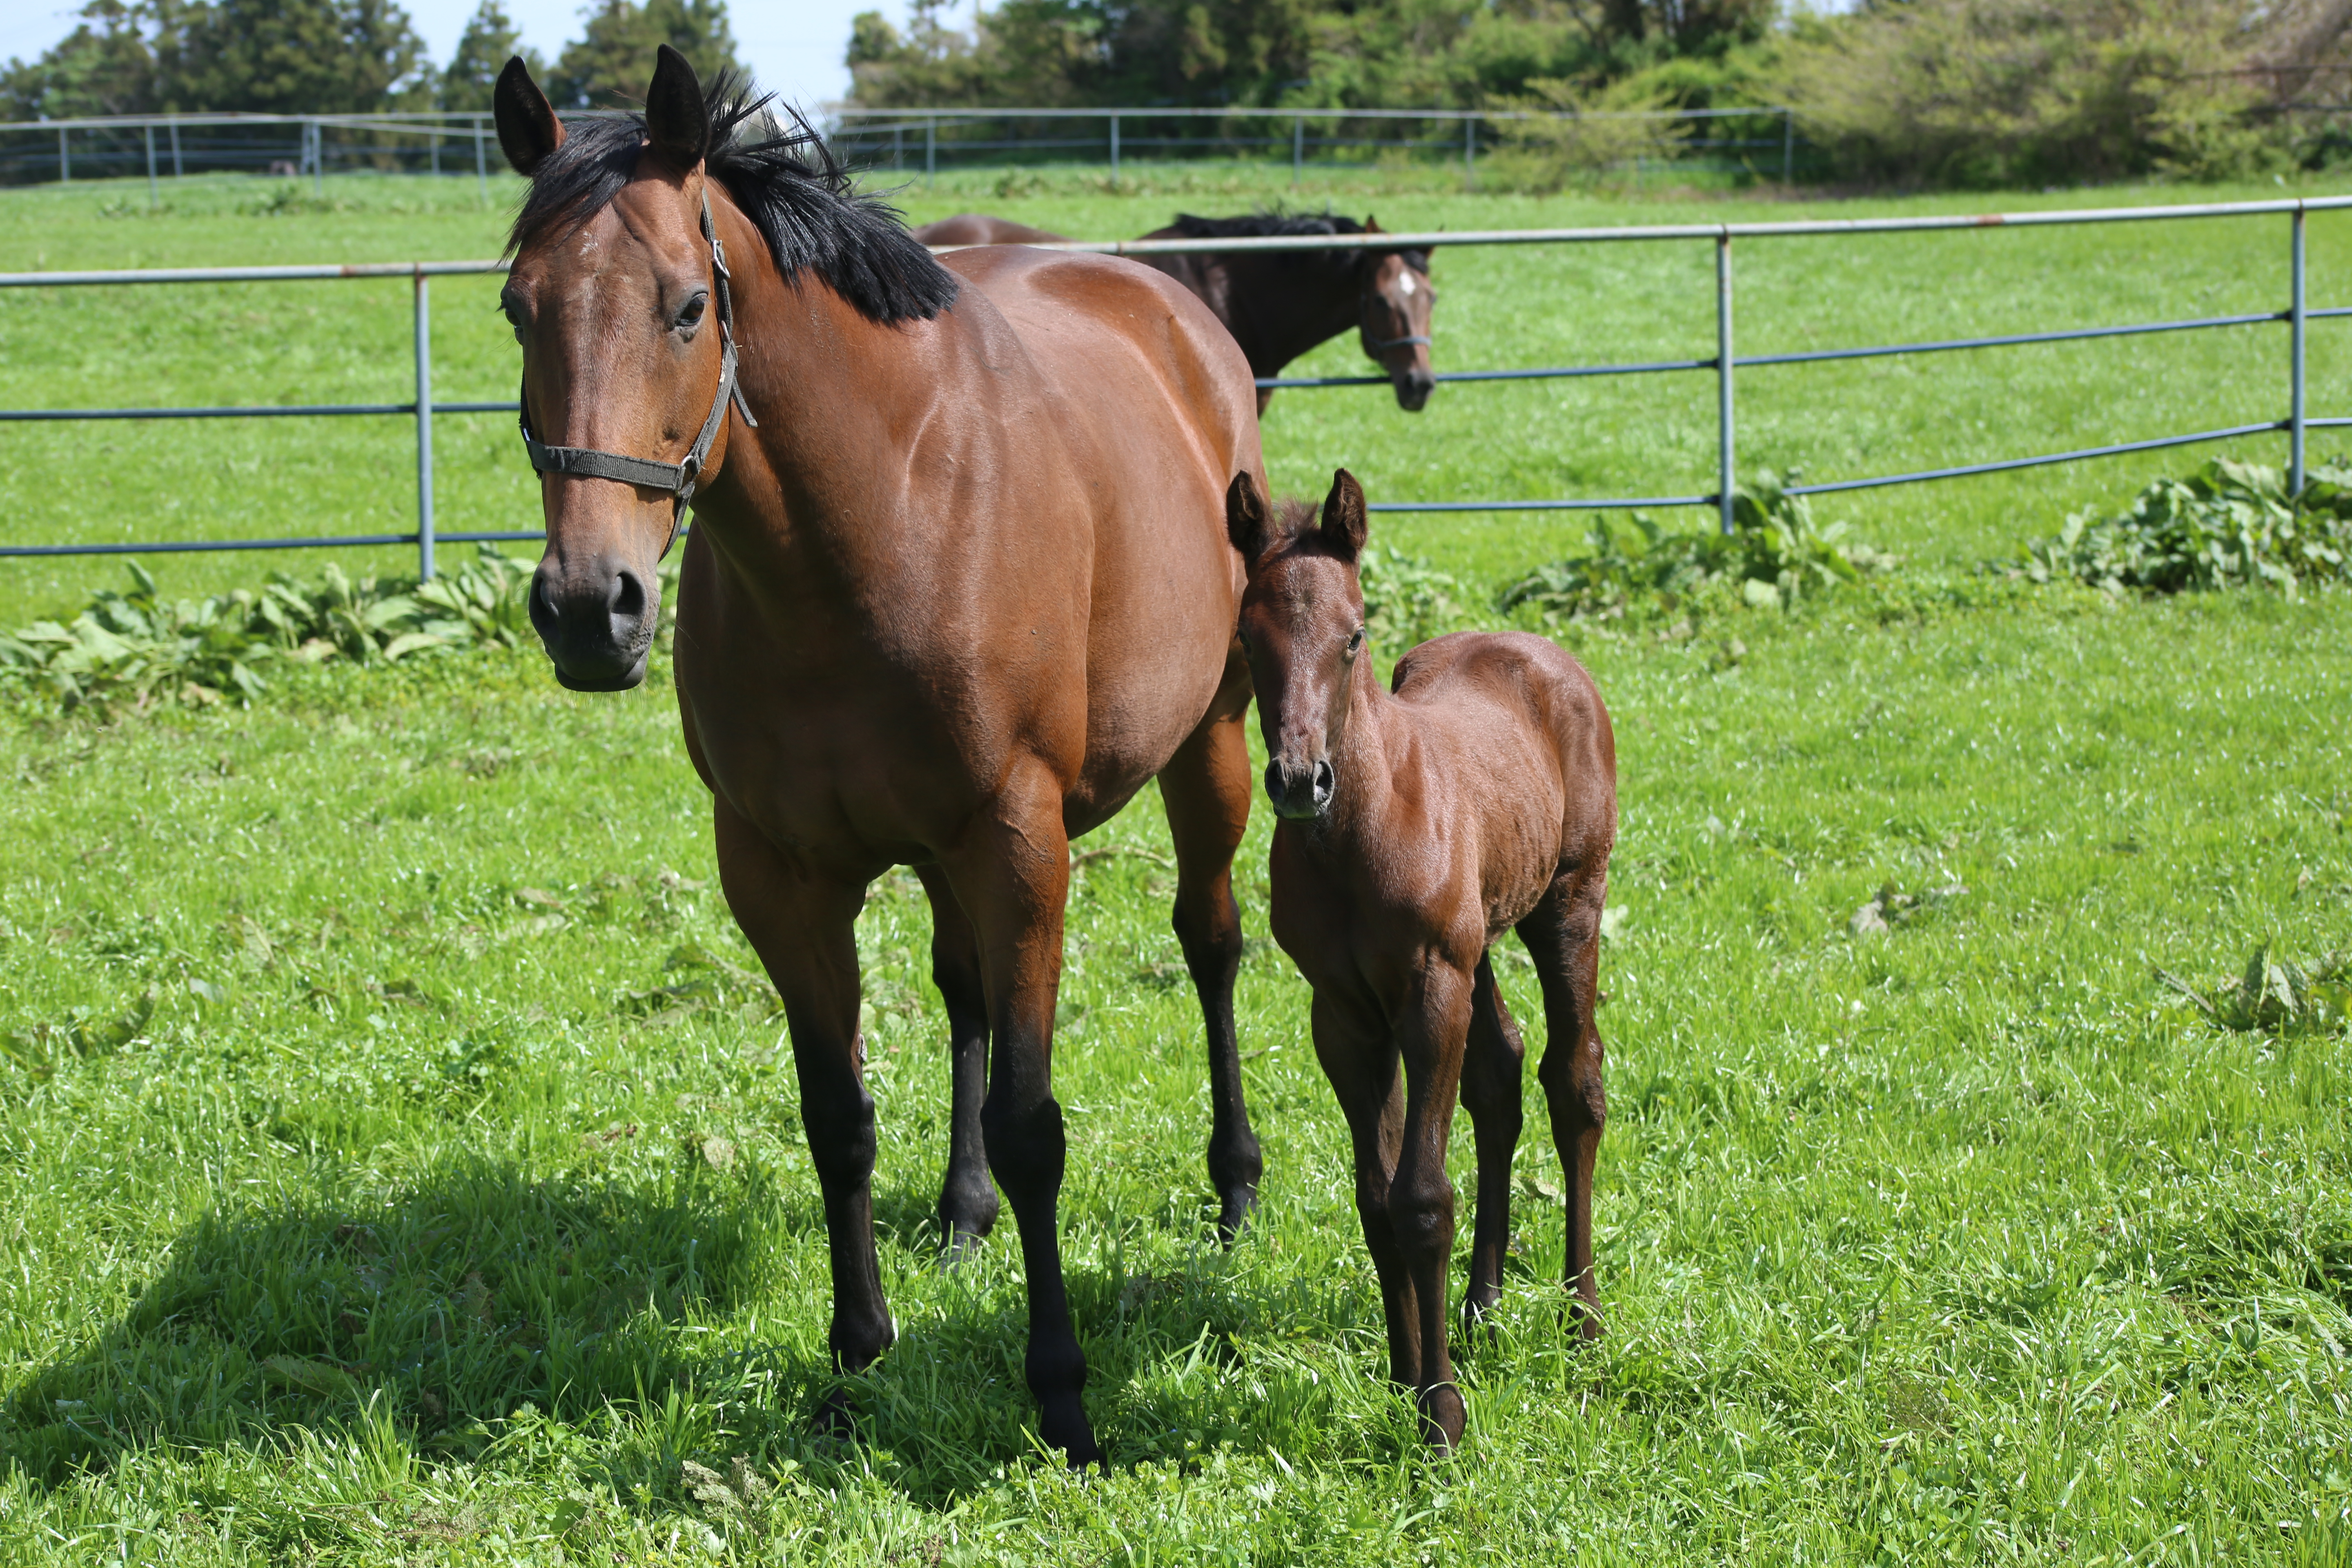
1417, 1383, 1466, 1454
1039, 1393, 1106, 1473
1213, 1186, 1259, 1247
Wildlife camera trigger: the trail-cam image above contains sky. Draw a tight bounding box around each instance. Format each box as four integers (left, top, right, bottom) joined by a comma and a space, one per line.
0, 0, 960, 113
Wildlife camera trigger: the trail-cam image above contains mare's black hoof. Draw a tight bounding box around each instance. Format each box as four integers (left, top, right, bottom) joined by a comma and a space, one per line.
1213, 1187, 1259, 1247
1417, 1383, 1466, 1454
938, 1222, 990, 1271
1461, 1290, 1504, 1345
812, 1386, 861, 1440
1038, 1394, 1105, 1472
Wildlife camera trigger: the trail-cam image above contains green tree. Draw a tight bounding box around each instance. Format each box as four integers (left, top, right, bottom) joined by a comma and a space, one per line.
548, 0, 739, 110
2, 0, 189, 119
443, 0, 541, 110
172, 0, 428, 112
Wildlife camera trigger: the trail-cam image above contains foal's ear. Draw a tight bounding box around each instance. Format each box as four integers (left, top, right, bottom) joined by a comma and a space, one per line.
1320, 468, 1368, 559
1225, 470, 1271, 562
645, 45, 710, 169
493, 56, 565, 176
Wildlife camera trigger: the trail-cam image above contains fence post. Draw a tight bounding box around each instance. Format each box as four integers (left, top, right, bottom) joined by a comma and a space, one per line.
1463, 114, 1476, 192
1717, 232, 1735, 536
1782, 109, 1793, 185
2292, 204, 2308, 498
925, 116, 935, 182
1292, 116, 1303, 185
474, 116, 488, 203
414, 268, 436, 582
58, 127, 69, 185
313, 120, 325, 196
169, 118, 182, 178
1110, 114, 1120, 180
430, 125, 441, 177
145, 125, 158, 208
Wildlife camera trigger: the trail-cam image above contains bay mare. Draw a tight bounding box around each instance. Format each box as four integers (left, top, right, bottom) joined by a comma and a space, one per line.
912, 211, 1438, 412
492, 48, 1265, 1465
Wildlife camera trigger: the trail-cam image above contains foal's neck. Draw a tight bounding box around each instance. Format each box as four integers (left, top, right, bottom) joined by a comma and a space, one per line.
1313, 650, 1406, 851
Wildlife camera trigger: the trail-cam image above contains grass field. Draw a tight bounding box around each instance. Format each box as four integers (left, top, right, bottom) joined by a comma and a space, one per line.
0, 166, 2349, 1564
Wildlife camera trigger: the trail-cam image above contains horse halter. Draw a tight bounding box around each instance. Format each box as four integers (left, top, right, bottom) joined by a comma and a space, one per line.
517, 187, 757, 559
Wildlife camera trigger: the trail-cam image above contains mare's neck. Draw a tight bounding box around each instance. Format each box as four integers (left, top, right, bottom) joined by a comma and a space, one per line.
1225, 255, 1361, 377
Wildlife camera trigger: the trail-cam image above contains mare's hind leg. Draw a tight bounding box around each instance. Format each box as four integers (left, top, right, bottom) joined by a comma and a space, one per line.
915, 863, 999, 1261
712, 801, 896, 1405
1460, 952, 1528, 1336
1158, 695, 1263, 1240
1518, 865, 1609, 1338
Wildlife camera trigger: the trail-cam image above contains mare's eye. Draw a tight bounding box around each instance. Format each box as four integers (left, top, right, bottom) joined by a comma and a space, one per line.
499, 299, 525, 339
676, 293, 708, 330
1345, 626, 1365, 658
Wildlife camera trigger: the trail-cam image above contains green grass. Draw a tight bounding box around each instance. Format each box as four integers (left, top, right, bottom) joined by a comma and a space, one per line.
0, 168, 2350, 1563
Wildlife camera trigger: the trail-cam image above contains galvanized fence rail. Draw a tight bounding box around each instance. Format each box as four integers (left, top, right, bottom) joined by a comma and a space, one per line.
0, 111, 514, 202
2, 194, 2349, 573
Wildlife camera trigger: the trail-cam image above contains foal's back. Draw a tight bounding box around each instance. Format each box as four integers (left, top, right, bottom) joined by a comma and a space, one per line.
1392, 631, 1617, 915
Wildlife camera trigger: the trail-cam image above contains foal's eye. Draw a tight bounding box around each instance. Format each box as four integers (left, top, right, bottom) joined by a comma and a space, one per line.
1345, 626, 1365, 659
675, 293, 708, 330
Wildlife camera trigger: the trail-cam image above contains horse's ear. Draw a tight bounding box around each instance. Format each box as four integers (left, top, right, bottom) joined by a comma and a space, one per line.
1225, 471, 1270, 562
1321, 468, 1368, 559
494, 56, 564, 176
1364, 215, 1384, 232
645, 45, 709, 168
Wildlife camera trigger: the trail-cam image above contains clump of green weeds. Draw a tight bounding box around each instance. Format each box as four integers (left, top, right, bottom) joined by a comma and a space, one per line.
1498, 469, 1898, 626
1359, 544, 1472, 652
2022, 455, 2352, 595
2161, 942, 2352, 1034
0, 547, 539, 713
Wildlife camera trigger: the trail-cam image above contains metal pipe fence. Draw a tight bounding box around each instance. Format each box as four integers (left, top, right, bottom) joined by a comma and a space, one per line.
0, 111, 508, 198
2, 193, 2348, 573
824, 104, 1807, 186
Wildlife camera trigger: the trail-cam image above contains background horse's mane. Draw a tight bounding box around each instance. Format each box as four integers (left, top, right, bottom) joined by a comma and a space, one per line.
507, 74, 959, 327
1169, 210, 1430, 275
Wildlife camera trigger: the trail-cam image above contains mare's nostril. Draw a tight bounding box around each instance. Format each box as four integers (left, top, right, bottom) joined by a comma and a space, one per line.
610, 569, 646, 621
528, 572, 561, 641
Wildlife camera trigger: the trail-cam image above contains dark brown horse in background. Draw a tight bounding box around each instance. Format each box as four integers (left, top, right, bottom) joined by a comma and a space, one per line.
912, 211, 1438, 412
493, 47, 1267, 1466
1226, 468, 1617, 1452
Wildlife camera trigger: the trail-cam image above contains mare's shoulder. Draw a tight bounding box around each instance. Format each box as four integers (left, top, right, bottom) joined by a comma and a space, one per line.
909, 213, 1070, 247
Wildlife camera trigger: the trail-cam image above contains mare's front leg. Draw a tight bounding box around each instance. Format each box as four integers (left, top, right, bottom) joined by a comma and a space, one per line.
713, 802, 895, 1401
1460, 953, 1527, 1336
1388, 959, 1475, 1451
943, 762, 1101, 1466
1158, 702, 1262, 1240
1520, 870, 1609, 1337
1310, 991, 1420, 1391
914, 863, 999, 1260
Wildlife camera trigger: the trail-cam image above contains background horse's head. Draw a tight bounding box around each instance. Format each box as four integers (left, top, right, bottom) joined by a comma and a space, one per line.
1227, 468, 1371, 820
1355, 223, 1435, 412
494, 48, 733, 691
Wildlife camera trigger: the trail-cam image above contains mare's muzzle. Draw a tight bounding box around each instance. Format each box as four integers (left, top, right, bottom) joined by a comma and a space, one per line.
531, 558, 655, 691
1265, 757, 1335, 820
1394, 365, 1434, 411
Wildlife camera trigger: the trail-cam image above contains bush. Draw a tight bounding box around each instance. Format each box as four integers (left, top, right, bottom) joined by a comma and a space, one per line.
1498, 469, 1898, 623
0, 548, 541, 715
1358, 545, 1472, 654
1482, 76, 1695, 193
1778, 0, 2292, 188
2021, 455, 2352, 595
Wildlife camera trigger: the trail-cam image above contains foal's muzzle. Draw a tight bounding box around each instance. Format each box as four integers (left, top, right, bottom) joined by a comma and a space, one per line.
1265, 757, 1335, 820
531, 559, 655, 691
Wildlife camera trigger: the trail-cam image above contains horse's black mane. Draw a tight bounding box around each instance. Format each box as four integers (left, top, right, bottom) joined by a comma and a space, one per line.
1169, 210, 1430, 273
508, 74, 957, 327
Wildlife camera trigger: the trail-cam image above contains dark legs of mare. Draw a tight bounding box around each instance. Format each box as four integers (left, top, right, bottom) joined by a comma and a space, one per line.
1158, 705, 1263, 1239
1459, 953, 1527, 1335
1519, 865, 1609, 1336
944, 760, 1102, 1466
712, 800, 896, 1415
916, 864, 999, 1259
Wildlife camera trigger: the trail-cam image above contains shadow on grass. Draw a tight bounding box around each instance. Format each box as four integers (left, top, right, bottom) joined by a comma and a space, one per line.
0, 1157, 793, 1486
0, 1153, 1379, 1501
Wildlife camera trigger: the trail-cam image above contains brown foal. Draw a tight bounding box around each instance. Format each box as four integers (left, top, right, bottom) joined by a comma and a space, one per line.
911, 211, 1438, 412
1226, 468, 1617, 1452
494, 49, 1266, 1465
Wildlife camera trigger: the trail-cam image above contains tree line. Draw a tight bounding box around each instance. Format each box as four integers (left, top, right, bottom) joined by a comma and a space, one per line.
2, 0, 741, 120
847, 0, 2352, 189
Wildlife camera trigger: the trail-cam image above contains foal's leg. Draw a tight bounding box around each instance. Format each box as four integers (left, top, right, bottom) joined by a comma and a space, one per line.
1157, 704, 1262, 1240
1310, 992, 1418, 1389
1460, 952, 1527, 1336
1519, 867, 1609, 1337
943, 763, 1102, 1466
1388, 961, 1476, 1451
713, 802, 895, 1397
915, 863, 999, 1260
